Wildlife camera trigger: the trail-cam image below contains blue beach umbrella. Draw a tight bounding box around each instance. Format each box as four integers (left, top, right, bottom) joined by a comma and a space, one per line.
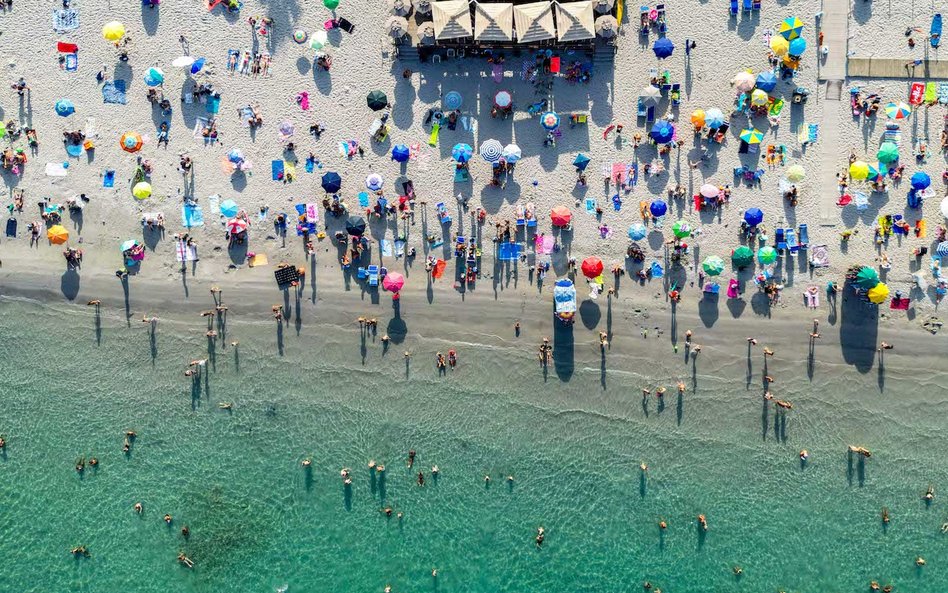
911, 171, 931, 190
653, 37, 674, 58
190, 57, 206, 74
220, 199, 239, 218
452, 143, 473, 163
788, 37, 807, 56
705, 108, 725, 128
143, 67, 165, 87
573, 153, 591, 170
540, 111, 560, 131
55, 99, 75, 117
755, 71, 778, 92
744, 207, 764, 226
628, 223, 647, 240
321, 171, 342, 193
443, 91, 462, 111
650, 121, 675, 144
502, 143, 522, 163
480, 139, 503, 162
649, 199, 668, 217
391, 144, 410, 162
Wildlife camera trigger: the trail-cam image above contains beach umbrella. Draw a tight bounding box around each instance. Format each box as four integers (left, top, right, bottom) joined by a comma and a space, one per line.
54, 99, 75, 117
672, 220, 691, 238
732, 245, 754, 267
770, 36, 789, 56
227, 148, 245, 164
788, 37, 807, 56
937, 241, 948, 256
382, 271, 405, 292
365, 173, 384, 191
493, 90, 512, 109
345, 215, 366, 236
639, 85, 662, 105
653, 37, 675, 59
413, 0, 432, 14
855, 266, 879, 290
757, 246, 777, 265
321, 171, 342, 193
540, 111, 561, 130
132, 182, 152, 200
702, 256, 725, 276
366, 90, 388, 111
786, 164, 806, 182
47, 225, 69, 245
593, 0, 615, 12
699, 183, 719, 199
389, 0, 411, 16
219, 199, 239, 218
550, 206, 572, 227
941, 197, 948, 218
391, 144, 410, 163
143, 67, 165, 87
884, 102, 911, 120
324, 0, 340, 9
876, 142, 899, 164
911, 171, 931, 190
120, 239, 139, 253
581, 257, 604, 279
443, 90, 463, 111
102, 21, 126, 42
119, 131, 143, 152
190, 58, 205, 74
595, 15, 619, 37
756, 71, 778, 92
628, 223, 647, 240
733, 71, 756, 92
690, 109, 706, 127
502, 143, 522, 163
849, 160, 869, 180
292, 30, 308, 44
172, 55, 196, 68
778, 17, 804, 40
650, 121, 675, 144
480, 139, 503, 162
227, 218, 248, 235
750, 89, 770, 107
867, 282, 889, 304
744, 207, 764, 226
866, 163, 885, 183
385, 16, 409, 38
573, 154, 591, 170
649, 199, 668, 217
417, 21, 436, 43
309, 30, 328, 50
739, 128, 764, 144
705, 108, 725, 128
452, 143, 473, 163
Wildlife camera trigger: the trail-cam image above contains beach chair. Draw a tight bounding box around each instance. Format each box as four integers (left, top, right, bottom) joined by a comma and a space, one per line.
357, 266, 367, 280
636, 98, 647, 119
775, 227, 787, 253
798, 223, 809, 249
646, 105, 655, 122
516, 204, 525, 226
742, 0, 751, 13
730, 0, 738, 16
786, 228, 799, 253
752, 0, 761, 9
670, 84, 681, 105
367, 265, 379, 287
454, 236, 465, 257
436, 202, 452, 225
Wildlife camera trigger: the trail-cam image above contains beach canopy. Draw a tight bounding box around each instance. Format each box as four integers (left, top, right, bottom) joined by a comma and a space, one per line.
628, 223, 647, 240
120, 239, 140, 253
884, 102, 911, 120
699, 183, 719, 198
102, 21, 125, 41
786, 164, 805, 182
392, 144, 410, 162
581, 256, 604, 278
649, 199, 668, 217
732, 245, 754, 267
292, 30, 308, 44
778, 17, 804, 40
911, 171, 931, 190
540, 111, 560, 130
705, 108, 725, 128
120, 131, 143, 152
493, 90, 512, 108
502, 143, 522, 163
849, 160, 869, 180
414, 0, 433, 13
144, 67, 165, 87
650, 121, 675, 144
321, 171, 342, 193
876, 142, 899, 164
55, 99, 75, 117
639, 85, 662, 105
573, 153, 591, 170
672, 220, 691, 238
702, 256, 725, 276
366, 91, 388, 111
653, 37, 674, 58
770, 36, 789, 56
452, 143, 473, 163
867, 282, 889, 304
220, 199, 239, 218
172, 55, 196, 67
190, 58, 206, 74
480, 139, 503, 162
382, 271, 405, 292
473, 2, 515, 42
432, 0, 474, 39
690, 109, 705, 127
390, 0, 412, 16
757, 246, 777, 264
744, 207, 764, 226
550, 205, 572, 227
132, 182, 152, 200
443, 90, 463, 110
733, 71, 756, 92
866, 163, 885, 183
366, 173, 384, 191
346, 215, 367, 236
855, 266, 880, 290
788, 37, 807, 56
739, 128, 764, 144
47, 225, 69, 245
554, 1, 595, 42
756, 71, 778, 92
514, 1, 556, 43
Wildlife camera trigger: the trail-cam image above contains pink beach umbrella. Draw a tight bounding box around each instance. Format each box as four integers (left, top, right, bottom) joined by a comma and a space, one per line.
382, 271, 405, 292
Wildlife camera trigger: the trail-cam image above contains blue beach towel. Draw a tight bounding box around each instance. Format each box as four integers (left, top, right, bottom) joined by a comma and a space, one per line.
5, 218, 17, 237
182, 204, 205, 227
52, 9, 80, 31
102, 80, 128, 104
206, 95, 221, 114
358, 192, 370, 208
65, 53, 78, 72
103, 170, 115, 187
65, 144, 83, 157
271, 160, 284, 180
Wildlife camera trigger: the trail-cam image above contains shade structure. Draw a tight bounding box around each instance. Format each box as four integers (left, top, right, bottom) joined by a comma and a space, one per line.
595, 14, 618, 37
786, 164, 805, 182
392, 144, 411, 162
672, 220, 691, 238
55, 99, 75, 117
413, 0, 433, 13
573, 153, 591, 170
653, 37, 675, 58
432, 0, 474, 40
593, 0, 614, 12
778, 17, 804, 40
876, 142, 899, 164
628, 223, 647, 240
143, 67, 165, 87
365, 173, 384, 191
867, 282, 889, 304
650, 120, 675, 143
226, 218, 248, 235
739, 128, 764, 144
639, 84, 662, 105
733, 71, 756, 92
866, 163, 885, 183
321, 171, 342, 193
494, 90, 512, 108
744, 207, 764, 226
770, 36, 789, 56
550, 206, 572, 227
389, 0, 411, 15
452, 143, 473, 162
384, 15, 409, 38
911, 171, 931, 190
581, 257, 604, 278
849, 161, 869, 180
540, 111, 560, 130
756, 71, 778, 92
480, 139, 503, 162
366, 90, 388, 111
102, 21, 125, 41
938, 240, 948, 256
699, 183, 719, 199
788, 37, 807, 56
119, 131, 143, 152
649, 200, 667, 217
705, 108, 725, 128
750, 89, 769, 106
443, 90, 463, 110
732, 245, 754, 267
132, 182, 152, 200
418, 21, 437, 43
190, 58, 206, 75
514, 1, 556, 43
702, 256, 725, 276
757, 246, 777, 265
884, 102, 911, 120
346, 215, 367, 236
555, 1, 595, 42
690, 109, 706, 127
473, 2, 515, 41
47, 225, 69, 245
220, 199, 239, 218
502, 143, 522, 163
382, 271, 405, 292
855, 266, 879, 290
120, 239, 139, 253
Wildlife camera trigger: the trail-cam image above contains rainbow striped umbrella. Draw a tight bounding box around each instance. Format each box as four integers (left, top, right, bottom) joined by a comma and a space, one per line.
540, 111, 560, 130
884, 102, 911, 120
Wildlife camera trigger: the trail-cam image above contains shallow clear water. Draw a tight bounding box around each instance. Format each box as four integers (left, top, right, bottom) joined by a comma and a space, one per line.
1, 296, 947, 593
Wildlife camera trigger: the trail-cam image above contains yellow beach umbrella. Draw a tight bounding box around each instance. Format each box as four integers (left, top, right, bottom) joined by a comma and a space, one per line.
867, 282, 889, 304
751, 89, 769, 106
849, 160, 869, 180
102, 21, 126, 42
770, 36, 789, 56
132, 181, 152, 200
690, 109, 706, 127
47, 224, 69, 244
786, 164, 805, 182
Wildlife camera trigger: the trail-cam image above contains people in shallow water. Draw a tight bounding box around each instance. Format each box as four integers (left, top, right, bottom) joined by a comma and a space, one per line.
164, 514, 173, 525
924, 485, 934, 502
177, 553, 194, 568
697, 514, 708, 531
849, 445, 872, 458
134, 502, 143, 514
535, 526, 544, 547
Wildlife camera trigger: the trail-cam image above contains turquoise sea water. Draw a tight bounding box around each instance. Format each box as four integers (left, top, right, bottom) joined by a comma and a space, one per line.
1, 295, 947, 593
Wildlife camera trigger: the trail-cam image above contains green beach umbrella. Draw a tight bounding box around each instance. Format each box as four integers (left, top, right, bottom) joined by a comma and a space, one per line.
672, 220, 691, 238
324, 0, 340, 9
757, 246, 777, 265
702, 256, 725, 276
876, 141, 899, 164
732, 245, 754, 267
855, 266, 880, 290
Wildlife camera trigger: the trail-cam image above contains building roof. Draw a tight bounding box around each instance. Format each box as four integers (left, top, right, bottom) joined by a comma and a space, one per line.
432, 0, 474, 40
473, 2, 514, 41
554, 1, 595, 42
514, 1, 556, 43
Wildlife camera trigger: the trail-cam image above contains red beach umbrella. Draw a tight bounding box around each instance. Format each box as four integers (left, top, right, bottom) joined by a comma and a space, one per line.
581, 257, 604, 278
550, 206, 572, 227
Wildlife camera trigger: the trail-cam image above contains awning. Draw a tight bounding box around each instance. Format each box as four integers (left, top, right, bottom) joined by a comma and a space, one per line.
514, 1, 555, 43
473, 2, 514, 41
554, 1, 594, 42
432, 0, 473, 40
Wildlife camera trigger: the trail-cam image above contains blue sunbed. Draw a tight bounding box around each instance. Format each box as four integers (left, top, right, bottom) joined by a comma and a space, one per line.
742, 0, 751, 12
786, 228, 799, 253
798, 223, 809, 249
775, 228, 787, 252
367, 265, 379, 287
730, 0, 738, 15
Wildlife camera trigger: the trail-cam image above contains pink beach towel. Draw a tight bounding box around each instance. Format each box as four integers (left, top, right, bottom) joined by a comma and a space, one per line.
727, 279, 740, 299
297, 91, 309, 110
492, 63, 503, 83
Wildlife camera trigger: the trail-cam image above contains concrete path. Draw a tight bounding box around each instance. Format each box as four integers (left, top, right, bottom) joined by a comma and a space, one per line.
814, 0, 849, 223
817, 0, 849, 82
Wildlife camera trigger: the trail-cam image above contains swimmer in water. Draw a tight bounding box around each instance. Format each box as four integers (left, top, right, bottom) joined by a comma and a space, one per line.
431, 465, 439, 475
881, 507, 890, 524
697, 514, 708, 531
134, 502, 143, 514
799, 449, 809, 462
658, 519, 667, 530
417, 472, 425, 486
408, 449, 416, 468
535, 526, 545, 546
164, 514, 173, 525
924, 485, 934, 502
302, 458, 312, 467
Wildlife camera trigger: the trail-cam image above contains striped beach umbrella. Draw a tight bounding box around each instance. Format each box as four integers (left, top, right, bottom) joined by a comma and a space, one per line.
479, 139, 503, 162
750, 89, 770, 106
365, 173, 384, 191
739, 127, 764, 144
866, 163, 885, 183
443, 90, 463, 111
702, 256, 725, 276
120, 131, 143, 152
705, 108, 725, 128
757, 246, 777, 265
540, 111, 560, 130
452, 143, 473, 163
778, 17, 804, 40
937, 241, 948, 256
884, 102, 911, 120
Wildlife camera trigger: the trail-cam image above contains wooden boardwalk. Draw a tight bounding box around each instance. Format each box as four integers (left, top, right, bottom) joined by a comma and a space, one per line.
848, 58, 948, 80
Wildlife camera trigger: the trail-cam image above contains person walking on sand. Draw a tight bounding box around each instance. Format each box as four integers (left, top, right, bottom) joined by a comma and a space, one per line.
746, 337, 757, 345
763, 347, 774, 357
878, 342, 894, 351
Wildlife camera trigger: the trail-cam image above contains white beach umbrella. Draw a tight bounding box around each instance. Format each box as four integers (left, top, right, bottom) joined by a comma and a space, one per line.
385, 16, 409, 38
389, 0, 411, 16
502, 143, 522, 163
593, 0, 615, 13
172, 56, 195, 68
941, 196, 948, 219
417, 21, 436, 44
639, 84, 661, 105
412, 0, 432, 14
595, 15, 618, 38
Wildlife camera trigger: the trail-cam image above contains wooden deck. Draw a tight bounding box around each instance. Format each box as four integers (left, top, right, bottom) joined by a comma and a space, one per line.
848, 58, 948, 80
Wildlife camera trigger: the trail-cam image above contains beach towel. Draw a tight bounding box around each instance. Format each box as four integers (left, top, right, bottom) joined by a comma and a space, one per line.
535, 235, 555, 255
939, 83, 948, 105
45, 163, 68, 177
102, 80, 128, 104
248, 253, 268, 267
890, 297, 910, 310
394, 240, 405, 258
238, 106, 254, 127
208, 194, 221, 215
57, 41, 78, 53
65, 53, 78, 72
492, 63, 503, 83
497, 243, 522, 261
431, 259, 447, 279
284, 161, 295, 180
769, 98, 784, 116
206, 95, 221, 114
727, 278, 740, 299
585, 198, 596, 214
103, 170, 115, 188
611, 163, 626, 185
358, 192, 370, 208
297, 91, 309, 110
5, 218, 16, 238
916, 219, 927, 238
175, 241, 199, 263
182, 204, 205, 227
380, 240, 393, 257
925, 82, 938, 104
804, 288, 819, 308
809, 244, 829, 268
271, 160, 284, 180
52, 9, 80, 32
65, 143, 83, 157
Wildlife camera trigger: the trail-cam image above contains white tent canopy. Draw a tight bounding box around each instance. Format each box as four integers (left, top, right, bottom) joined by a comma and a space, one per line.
554, 1, 595, 42
514, 1, 556, 43
432, 0, 474, 40
473, 2, 514, 42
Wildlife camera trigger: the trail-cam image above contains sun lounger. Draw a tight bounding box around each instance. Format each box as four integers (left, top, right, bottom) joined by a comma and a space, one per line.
436, 202, 451, 225
804, 287, 820, 308
809, 245, 829, 268
798, 223, 808, 249
786, 228, 798, 253
637, 98, 647, 118
775, 227, 786, 253
5, 218, 16, 237
730, 0, 738, 15
367, 265, 379, 287
752, 0, 761, 9
742, 0, 752, 13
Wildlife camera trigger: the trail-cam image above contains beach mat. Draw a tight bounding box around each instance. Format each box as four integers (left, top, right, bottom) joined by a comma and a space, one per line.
65, 143, 83, 157
57, 41, 78, 53
65, 53, 78, 72
271, 160, 284, 180
182, 204, 205, 227
52, 9, 80, 32
102, 80, 128, 104
206, 95, 221, 114
103, 170, 115, 187
45, 163, 68, 177
175, 241, 199, 262
5, 218, 17, 237
890, 297, 910, 310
